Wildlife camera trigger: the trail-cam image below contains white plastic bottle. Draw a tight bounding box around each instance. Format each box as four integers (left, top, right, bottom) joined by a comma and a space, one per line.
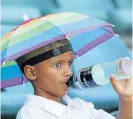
69, 57, 132, 89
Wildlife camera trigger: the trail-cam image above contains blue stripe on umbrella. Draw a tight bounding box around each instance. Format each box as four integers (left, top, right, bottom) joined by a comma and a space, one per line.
58, 17, 108, 34
1, 65, 22, 81
70, 28, 107, 51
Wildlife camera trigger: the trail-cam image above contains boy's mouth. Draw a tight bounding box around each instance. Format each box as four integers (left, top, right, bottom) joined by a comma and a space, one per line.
61, 79, 70, 90
66, 81, 70, 87
63, 83, 69, 90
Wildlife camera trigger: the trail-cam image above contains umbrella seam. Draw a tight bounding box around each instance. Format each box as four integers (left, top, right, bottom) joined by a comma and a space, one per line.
47, 20, 67, 38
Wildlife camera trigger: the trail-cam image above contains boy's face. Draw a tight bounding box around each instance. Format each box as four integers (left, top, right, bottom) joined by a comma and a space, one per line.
31, 51, 74, 97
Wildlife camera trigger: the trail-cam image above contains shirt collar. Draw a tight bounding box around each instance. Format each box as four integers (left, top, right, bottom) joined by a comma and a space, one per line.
25, 94, 71, 117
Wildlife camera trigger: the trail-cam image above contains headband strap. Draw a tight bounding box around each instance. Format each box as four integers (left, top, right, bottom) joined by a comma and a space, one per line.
20, 43, 73, 66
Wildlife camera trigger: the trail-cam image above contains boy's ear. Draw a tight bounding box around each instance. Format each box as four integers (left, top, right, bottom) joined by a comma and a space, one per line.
24, 65, 36, 81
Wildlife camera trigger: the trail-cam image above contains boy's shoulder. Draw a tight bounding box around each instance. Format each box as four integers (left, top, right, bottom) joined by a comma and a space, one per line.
16, 95, 57, 119
16, 104, 54, 119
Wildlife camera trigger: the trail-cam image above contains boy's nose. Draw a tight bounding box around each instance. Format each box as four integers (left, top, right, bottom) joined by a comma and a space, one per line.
64, 67, 73, 77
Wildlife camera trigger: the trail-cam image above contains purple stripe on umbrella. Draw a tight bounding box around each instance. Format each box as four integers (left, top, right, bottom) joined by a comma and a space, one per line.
74, 32, 113, 57
1, 77, 23, 88
1, 23, 111, 64
101, 25, 114, 34
66, 23, 110, 37
1, 76, 29, 88
23, 75, 29, 83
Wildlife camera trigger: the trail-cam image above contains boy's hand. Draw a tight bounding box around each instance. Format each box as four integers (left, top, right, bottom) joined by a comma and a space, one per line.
110, 76, 132, 98
110, 57, 132, 99
110, 76, 132, 119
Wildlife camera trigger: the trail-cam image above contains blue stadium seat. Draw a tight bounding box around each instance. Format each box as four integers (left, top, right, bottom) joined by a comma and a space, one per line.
1, 7, 42, 37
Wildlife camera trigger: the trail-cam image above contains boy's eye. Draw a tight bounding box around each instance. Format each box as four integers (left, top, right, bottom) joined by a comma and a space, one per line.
54, 63, 61, 68
69, 61, 73, 66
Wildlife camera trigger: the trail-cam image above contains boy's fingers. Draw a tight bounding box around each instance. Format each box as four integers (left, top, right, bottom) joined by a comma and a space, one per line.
110, 74, 119, 90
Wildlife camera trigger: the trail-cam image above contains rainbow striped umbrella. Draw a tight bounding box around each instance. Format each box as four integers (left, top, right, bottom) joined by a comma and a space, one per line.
1, 12, 115, 88
1, 61, 28, 88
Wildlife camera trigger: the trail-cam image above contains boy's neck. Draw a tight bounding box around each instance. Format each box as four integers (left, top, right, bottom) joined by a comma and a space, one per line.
34, 88, 61, 102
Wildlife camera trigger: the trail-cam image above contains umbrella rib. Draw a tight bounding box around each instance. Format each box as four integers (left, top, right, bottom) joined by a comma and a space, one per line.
100, 25, 114, 34
1, 39, 10, 64
47, 20, 67, 39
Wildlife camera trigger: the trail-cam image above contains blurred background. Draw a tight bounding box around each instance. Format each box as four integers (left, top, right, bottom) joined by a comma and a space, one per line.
1, 0, 132, 49
1, 0, 132, 119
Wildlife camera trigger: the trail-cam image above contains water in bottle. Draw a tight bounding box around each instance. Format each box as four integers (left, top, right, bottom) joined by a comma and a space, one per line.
68, 57, 132, 90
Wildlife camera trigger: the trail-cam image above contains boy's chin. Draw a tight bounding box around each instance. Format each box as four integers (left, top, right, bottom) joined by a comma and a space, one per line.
60, 90, 69, 97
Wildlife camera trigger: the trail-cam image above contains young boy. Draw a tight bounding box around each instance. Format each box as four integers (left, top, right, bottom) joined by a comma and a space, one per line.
15, 38, 132, 119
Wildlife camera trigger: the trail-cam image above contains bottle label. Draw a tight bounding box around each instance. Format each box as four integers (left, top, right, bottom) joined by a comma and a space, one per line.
69, 66, 99, 89
80, 66, 99, 88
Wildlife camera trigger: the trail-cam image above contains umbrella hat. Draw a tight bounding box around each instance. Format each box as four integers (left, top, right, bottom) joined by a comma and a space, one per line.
1, 12, 116, 88
1, 12, 112, 64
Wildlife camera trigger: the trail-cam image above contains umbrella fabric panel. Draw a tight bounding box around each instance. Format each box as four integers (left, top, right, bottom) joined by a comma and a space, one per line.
57, 17, 109, 36
2, 21, 55, 48
0, 60, 16, 68
1, 61, 23, 88
2, 27, 65, 61
1, 76, 28, 88
1, 65, 22, 81
70, 27, 109, 51
1, 78, 23, 88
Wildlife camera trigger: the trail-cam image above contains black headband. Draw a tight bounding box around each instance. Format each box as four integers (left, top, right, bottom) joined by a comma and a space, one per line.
20, 43, 73, 67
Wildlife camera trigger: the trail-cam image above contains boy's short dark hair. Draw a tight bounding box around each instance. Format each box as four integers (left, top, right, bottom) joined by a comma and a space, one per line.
15, 39, 73, 74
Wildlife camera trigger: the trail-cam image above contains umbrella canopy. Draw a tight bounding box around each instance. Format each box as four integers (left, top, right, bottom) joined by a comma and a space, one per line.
1, 12, 116, 88
1, 61, 28, 88
1, 12, 113, 64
